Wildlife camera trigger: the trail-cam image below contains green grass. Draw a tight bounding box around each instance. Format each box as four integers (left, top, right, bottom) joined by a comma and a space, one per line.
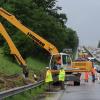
26, 57, 48, 74
0, 53, 47, 100
0, 53, 47, 75
4, 85, 45, 100
0, 53, 21, 75
0, 48, 48, 100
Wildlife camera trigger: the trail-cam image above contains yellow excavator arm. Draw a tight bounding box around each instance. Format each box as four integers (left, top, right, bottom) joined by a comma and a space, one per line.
0, 23, 28, 77
0, 8, 59, 55
0, 8, 92, 82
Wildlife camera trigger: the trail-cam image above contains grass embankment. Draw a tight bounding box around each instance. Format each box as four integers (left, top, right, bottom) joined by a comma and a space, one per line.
0, 54, 47, 75
5, 86, 45, 100
0, 48, 48, 99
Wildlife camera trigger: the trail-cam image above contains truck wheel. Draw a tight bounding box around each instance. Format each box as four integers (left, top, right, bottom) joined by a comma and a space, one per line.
74, 81, 80, 86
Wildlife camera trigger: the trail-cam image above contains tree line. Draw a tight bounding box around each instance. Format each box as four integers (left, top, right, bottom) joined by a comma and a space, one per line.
0, 0, 79, 60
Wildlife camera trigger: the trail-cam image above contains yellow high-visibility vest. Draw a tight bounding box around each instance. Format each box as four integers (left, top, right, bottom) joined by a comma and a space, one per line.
59, 69, 65, 81
45, 70, 53, 83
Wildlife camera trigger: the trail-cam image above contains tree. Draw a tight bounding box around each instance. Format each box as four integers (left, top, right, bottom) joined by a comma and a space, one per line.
0, 0, 79, 60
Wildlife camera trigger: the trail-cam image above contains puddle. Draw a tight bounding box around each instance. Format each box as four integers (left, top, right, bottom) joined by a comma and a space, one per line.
38, 91, 61, 100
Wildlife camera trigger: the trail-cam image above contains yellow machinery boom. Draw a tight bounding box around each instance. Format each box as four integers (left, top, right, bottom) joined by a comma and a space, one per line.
0, 8, 59, 55
0, 23, 28, 77
0, 8, 92, 83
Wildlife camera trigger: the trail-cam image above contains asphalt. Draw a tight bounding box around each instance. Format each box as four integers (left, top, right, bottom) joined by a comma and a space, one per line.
59, 81, 100, 100
40, 80, 100, 100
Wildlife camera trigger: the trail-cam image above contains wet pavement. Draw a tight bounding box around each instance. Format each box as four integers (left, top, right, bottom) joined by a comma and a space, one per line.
39, 80, 100, 100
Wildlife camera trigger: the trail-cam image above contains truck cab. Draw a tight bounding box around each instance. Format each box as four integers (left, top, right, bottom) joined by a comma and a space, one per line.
49, 53, 72, 70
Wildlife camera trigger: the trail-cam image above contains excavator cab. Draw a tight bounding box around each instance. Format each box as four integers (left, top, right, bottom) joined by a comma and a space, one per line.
49, 53, 72, 70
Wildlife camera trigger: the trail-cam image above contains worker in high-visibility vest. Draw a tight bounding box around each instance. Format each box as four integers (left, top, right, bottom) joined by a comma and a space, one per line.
45, 67, 53, 91
58, 67, 65, 90
91, 67, 96, 83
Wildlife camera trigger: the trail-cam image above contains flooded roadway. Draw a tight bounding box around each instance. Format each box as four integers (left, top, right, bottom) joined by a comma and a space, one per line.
39, 81, 100, 100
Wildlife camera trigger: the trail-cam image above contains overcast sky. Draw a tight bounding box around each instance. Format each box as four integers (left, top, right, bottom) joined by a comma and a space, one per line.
57, 0, 100, 47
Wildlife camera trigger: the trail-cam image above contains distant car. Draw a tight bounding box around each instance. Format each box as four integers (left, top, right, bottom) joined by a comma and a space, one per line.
96, 55, 100, 58
87, 57, 95, 62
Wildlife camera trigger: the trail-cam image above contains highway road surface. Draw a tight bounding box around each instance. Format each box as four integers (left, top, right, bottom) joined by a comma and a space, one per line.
40, 80, 100, 100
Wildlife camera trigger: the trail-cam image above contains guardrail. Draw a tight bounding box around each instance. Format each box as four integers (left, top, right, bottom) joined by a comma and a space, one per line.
0, 80, 44, 99
84, 47, 100, 64
83, 47, 94, 57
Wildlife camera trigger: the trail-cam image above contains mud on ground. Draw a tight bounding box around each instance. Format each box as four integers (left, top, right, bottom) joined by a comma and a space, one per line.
0, 72, 37, 91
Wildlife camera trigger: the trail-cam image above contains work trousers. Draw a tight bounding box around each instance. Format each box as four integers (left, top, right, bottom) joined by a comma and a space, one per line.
60, 81, 65, 90
92, 75, 95, 82
46, 82, 52, 91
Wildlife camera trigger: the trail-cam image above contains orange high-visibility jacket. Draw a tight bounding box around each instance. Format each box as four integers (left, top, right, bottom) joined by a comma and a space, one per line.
91, 68, 96, 75
84, 72, 89, 80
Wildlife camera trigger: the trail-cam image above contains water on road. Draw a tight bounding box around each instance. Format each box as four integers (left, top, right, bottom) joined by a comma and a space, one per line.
39, 81, 100, 100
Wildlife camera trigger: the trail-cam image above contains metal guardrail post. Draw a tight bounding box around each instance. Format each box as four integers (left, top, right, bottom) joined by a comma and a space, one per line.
0, 80, 44, 99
